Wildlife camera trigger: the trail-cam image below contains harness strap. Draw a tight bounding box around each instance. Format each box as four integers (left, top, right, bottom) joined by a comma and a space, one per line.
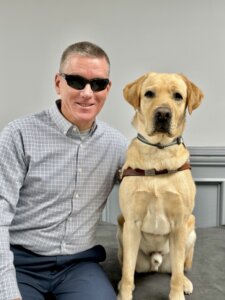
121, 162, 191, 179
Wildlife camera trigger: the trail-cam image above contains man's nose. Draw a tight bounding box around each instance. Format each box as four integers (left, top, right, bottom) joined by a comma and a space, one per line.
81, 83, 93, 96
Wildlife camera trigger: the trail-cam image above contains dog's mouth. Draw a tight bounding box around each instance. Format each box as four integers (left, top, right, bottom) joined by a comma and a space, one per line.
154, 124, 171, 134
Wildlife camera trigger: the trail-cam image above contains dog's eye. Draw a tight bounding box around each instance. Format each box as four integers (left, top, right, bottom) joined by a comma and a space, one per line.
173, 92, 183, 101
145, 90, 155, 98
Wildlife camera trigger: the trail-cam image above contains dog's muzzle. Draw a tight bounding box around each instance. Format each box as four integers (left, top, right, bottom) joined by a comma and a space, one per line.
154, 107, 172, 133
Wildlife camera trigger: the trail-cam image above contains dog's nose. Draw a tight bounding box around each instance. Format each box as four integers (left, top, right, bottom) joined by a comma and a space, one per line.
155, 107, 172, 122
154, 107, 172, 133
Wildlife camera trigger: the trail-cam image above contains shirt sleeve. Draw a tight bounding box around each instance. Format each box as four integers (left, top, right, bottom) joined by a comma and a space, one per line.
0, 125, 27, 300
119, 135, 129, 168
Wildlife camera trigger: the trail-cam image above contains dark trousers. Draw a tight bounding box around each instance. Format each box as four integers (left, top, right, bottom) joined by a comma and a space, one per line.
11, 244, 116, 300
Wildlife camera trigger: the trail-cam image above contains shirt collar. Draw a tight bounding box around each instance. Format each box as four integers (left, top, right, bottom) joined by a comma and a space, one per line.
49, 100, 98, 136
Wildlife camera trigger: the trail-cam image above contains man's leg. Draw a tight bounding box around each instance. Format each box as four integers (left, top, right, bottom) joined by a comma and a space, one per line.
11, 245, 54, 300
15, 282, 46, 300
53, 261, 116, 300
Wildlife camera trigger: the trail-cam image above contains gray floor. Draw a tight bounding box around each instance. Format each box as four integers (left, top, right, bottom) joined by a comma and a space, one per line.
97, 223, 225, 300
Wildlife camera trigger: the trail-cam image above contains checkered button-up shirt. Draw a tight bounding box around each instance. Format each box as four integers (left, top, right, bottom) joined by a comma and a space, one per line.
0, 100, 127, 300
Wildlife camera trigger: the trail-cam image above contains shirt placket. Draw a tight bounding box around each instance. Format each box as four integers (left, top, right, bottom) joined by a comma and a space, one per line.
60, 138, 84, 253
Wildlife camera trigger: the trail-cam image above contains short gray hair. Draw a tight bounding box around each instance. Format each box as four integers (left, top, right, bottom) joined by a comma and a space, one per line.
59, 41, 110, 73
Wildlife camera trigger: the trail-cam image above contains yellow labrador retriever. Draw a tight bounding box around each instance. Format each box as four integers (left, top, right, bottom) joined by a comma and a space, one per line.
117, 72, 204, 300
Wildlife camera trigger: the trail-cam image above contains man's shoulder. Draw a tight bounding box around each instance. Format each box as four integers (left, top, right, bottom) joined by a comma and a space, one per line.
6, 108, 49, 131
0, 108, 52, 144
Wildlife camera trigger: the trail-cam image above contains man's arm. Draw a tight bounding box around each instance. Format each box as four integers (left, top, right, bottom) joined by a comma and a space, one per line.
0, 125, 26, 300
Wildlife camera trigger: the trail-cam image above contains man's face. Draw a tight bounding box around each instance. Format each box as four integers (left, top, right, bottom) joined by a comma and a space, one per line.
55, 54, 111, 131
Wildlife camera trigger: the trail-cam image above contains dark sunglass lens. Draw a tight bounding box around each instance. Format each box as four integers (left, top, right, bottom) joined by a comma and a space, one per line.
66, 75, 86, 90
91, 79, 109, 92
63, 74, 109, 91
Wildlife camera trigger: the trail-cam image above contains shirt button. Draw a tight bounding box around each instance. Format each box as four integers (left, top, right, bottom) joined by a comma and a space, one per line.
78, 168, 82, 173
61, 242, 66, 249
75, 193, 79, 199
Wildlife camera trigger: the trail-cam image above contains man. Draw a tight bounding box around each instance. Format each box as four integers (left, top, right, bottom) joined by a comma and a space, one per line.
0, 41, 127, 300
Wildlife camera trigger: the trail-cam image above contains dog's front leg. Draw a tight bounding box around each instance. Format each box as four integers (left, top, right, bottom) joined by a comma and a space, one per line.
117, 219, 142, 300
169, 225, 186, 300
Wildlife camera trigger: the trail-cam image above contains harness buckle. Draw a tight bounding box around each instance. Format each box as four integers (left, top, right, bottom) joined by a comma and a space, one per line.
145, 169, 156, 176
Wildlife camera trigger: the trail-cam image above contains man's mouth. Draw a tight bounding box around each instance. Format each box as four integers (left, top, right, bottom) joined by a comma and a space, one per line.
77, 103, 94, 107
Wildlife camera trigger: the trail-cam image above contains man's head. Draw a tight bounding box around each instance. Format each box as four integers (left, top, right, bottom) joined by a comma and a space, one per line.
59, 41, 110, 74
55, 41, 111, 131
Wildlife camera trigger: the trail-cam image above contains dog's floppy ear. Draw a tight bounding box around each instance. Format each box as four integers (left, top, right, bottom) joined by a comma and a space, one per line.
123, 74, 148, 109
180, 74, 204, 114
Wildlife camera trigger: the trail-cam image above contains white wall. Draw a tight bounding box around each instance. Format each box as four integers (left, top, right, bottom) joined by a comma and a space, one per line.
1, 0, 225, 146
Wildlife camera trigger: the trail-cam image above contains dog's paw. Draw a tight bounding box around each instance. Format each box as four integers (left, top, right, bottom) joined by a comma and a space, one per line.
117, 280, 134, 300
169, 291, 185, 300
117, 292, 133, 300
183, 276, 193, 295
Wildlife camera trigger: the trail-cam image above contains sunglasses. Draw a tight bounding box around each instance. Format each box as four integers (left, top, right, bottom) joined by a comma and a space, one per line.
60, 73, 109, 92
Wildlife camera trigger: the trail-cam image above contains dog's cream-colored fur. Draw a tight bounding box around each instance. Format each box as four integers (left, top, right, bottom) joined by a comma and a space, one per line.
117, 72, 204, 300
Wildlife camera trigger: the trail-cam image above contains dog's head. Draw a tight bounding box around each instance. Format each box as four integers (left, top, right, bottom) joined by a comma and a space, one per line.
123, 72, 204, 140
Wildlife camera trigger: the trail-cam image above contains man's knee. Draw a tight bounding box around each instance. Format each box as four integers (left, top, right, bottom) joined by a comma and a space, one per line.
78, 262, 116, 300
56, 262, 116, 300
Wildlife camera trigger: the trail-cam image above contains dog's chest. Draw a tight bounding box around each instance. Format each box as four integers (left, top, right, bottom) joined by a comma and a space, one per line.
141, 206, 171, 235
121, 175, 190, 235
140, 180, 186, 235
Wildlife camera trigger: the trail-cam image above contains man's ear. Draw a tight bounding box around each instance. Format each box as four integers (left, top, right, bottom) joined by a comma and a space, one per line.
180, 74, 204, 114
55, 73, 61, 95
123, 73, 148, 109
106, 80, 112, 94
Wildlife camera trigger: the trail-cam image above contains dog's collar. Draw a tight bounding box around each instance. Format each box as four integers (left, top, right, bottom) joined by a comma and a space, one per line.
137, 133, 183, 149
121, 162, 191, 179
